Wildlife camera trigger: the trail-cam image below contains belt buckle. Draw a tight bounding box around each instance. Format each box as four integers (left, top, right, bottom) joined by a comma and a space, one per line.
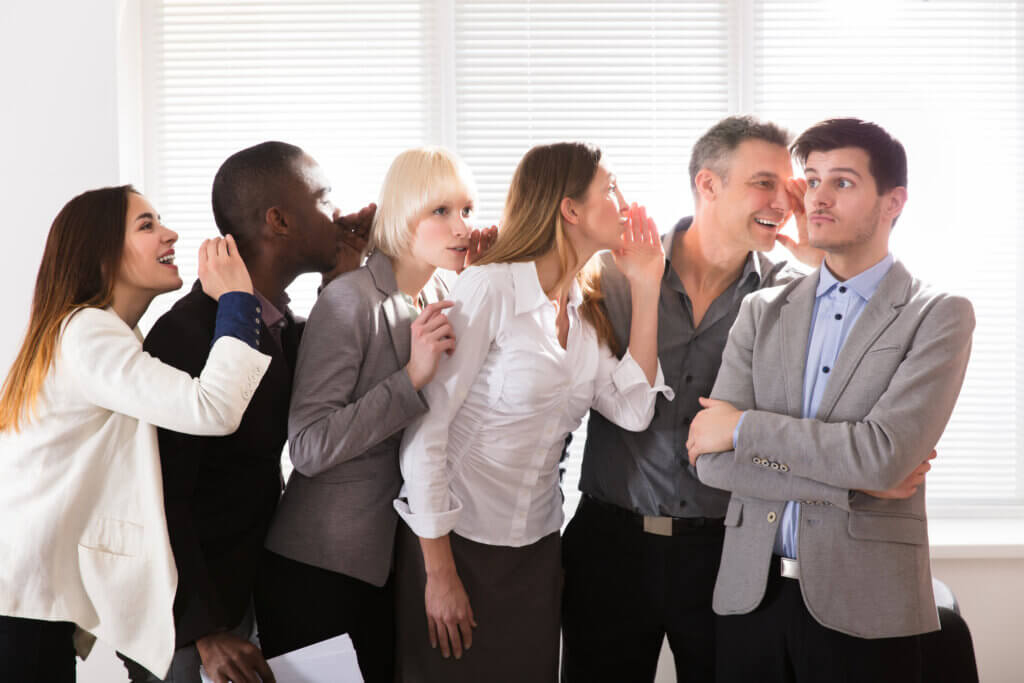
779, 556, 800, 580
643, 515, 673, 536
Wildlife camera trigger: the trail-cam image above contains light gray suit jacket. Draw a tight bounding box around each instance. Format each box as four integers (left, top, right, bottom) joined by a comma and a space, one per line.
695, 259, 974, 639
264, 251, 447, 586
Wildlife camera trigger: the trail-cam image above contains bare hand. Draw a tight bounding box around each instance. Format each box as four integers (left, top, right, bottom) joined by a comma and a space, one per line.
775, 178, 824, 268
612, 203, 664, 291
424, 568, 477, 659
686, 396, 742, 465
322, 203, 376, 287
198, 234, 253, 300
195, 632, 275, 683
860, 450, 937, 499
405, 301, 456, 390
457, 225, 498, 274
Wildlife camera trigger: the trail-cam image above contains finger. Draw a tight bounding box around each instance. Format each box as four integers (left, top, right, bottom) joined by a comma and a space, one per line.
224, 233, 237, 258
697, 396, 716, 407
222, 663, 252, 683
416, 301, 454, 326
458, 619, 474, 651
647, 215, 660, 247
445, 622, 463, 659
253, 655, 276, 683
775, 233, 796, 250
425, 319, 453, 337
928, 449, 938, 460
427, 616, 438, 649
633, 205, 646, 243
421, 314, 451, 335
437, 620, 452, 658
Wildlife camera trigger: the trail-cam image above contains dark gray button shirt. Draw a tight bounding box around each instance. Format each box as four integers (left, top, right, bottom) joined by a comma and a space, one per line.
578, 216, 804, 518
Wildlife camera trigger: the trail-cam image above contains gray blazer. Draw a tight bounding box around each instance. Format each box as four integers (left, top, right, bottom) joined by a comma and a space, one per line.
264, 251, 447, 586
695, 259, 974, 639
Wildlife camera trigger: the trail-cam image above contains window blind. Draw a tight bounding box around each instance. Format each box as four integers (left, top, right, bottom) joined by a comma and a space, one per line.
143, 0, 1024, 514
452, 0, 733, 517
752, 0, 1023, 508
141, 0, 436, 330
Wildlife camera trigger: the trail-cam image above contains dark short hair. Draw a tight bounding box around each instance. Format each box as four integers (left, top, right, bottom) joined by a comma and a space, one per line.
791, 118, 907, 194
688, 115, 792, 193
211, 141, 306, 249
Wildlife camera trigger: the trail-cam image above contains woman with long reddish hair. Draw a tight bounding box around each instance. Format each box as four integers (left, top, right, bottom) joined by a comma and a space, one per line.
0, 185, 271, 681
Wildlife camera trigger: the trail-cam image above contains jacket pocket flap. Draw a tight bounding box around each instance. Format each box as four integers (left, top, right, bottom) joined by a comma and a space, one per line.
848, 512, 927, 545
724, 499, 743, 527
79, 517, 144, 557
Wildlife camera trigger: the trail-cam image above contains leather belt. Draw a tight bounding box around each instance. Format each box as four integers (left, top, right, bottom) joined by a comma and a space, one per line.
583, 494, 724, 536
779, 556, 801, 580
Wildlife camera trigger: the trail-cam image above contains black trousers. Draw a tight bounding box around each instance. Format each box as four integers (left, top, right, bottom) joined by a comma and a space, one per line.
715, 557, 923, 683
253, 549, 394, 683
561, 495, 725, 683
0, 615, 77, 683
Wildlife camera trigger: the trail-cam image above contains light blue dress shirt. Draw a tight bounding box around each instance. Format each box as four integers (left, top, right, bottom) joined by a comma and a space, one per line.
773, 253, 894, 557
731, 254, 895, 558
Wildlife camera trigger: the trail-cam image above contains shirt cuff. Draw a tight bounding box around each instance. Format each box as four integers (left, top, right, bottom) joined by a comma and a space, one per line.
733, 411, 747, 449
212, 291, 262, 350
611, 349, 676, 401
393, 491, 464, 539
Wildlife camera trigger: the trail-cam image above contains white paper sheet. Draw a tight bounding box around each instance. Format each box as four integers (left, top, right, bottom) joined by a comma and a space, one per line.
199, 633, 364, 683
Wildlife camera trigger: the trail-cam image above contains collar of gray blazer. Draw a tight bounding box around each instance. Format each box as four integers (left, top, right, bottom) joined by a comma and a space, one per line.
780, 259, 912, 421
366, 249, 451, 365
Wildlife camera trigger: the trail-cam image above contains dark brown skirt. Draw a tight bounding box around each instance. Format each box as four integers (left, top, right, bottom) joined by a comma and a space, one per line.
394, 524, 561, 683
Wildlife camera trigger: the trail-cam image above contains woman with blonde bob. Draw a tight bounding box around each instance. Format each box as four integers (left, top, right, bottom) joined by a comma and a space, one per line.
394, 141, 674, 682
255, 147, 493, 683
0, 186, 270, 681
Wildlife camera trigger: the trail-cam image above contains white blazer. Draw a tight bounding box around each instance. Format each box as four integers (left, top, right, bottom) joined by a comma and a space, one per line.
0, 306, 270, 677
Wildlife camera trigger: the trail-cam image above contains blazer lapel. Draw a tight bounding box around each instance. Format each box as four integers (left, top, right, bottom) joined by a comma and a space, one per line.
780, 274, 818, 417
367, 251, 413, 365
814, 261, 911, 420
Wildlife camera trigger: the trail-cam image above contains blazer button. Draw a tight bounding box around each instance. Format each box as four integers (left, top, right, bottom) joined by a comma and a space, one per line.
780, 464, 789, 472
770, 463, 780, 470
752, 457, 762, 465
767, 511, 777, 523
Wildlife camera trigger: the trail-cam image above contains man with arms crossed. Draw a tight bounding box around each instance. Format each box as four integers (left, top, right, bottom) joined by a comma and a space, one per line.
562, 116, 820, 682
120, 141, 373, 683
687, 118, 973, 682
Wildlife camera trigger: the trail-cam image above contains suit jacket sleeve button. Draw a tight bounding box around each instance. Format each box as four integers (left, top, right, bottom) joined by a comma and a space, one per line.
767, 511, 777, 523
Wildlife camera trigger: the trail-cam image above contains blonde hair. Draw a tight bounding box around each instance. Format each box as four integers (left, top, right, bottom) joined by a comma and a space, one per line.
369, 147, 477, 258
475, 142, 619, 354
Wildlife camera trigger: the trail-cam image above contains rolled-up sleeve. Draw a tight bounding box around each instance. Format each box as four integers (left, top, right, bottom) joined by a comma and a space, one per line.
394, 268, 504, 538
592, 347, 675, 432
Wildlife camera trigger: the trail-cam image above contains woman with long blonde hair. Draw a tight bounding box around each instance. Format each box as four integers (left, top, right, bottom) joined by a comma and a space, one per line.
394, 142, 673, 682
0, 186, 270, 681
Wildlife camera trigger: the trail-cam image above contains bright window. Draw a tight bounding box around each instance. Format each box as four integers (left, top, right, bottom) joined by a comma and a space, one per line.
142, 0, 1023, 514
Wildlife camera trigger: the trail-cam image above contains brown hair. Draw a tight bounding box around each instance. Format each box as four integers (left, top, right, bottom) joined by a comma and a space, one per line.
0, 185, 136, 432
474, 142, 619, 353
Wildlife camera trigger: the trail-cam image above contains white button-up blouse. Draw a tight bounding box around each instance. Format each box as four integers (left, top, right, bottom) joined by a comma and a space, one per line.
395, 261, 674, 547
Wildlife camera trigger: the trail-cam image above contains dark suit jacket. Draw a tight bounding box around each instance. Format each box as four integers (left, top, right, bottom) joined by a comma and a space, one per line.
144, 281, 302, 648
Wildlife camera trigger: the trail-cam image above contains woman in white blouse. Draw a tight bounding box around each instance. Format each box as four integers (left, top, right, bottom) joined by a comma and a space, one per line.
0, 186, 271, 681
394, 142, 674, 682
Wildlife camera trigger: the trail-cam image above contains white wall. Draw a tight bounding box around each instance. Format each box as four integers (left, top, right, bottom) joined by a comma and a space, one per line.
0, 0, 123, 375
0, 3, 1019, 682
